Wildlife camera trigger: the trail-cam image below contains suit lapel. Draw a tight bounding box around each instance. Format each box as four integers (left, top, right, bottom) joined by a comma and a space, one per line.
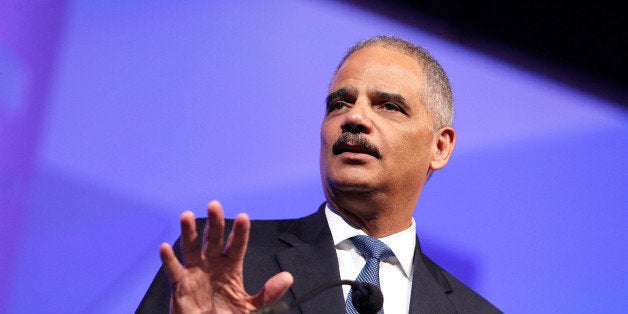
409, 236, 457, 313
275, 206, 346, 314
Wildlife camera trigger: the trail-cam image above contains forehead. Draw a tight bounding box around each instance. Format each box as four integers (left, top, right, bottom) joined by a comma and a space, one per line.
330, 46, 423, 94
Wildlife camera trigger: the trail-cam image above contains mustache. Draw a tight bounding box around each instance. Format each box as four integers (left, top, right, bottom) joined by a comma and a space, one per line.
332, 133, 382, 159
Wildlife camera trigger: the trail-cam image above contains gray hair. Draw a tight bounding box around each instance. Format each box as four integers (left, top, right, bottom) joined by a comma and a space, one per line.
334, 35, 454, 131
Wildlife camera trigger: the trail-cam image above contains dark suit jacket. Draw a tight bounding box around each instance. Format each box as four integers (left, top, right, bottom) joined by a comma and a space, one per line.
137, 204, 500, 313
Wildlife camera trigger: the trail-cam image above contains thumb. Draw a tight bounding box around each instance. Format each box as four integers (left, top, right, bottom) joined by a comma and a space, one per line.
253, 271, 294, 308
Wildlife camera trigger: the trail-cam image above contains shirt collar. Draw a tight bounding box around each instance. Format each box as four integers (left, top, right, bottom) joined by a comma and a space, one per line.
325, 203, 416, 279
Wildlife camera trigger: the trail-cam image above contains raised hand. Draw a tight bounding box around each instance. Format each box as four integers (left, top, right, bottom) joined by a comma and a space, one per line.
159, 200, 294, 313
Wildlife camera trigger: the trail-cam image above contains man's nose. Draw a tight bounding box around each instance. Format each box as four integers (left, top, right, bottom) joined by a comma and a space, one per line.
341, 100, 373, 134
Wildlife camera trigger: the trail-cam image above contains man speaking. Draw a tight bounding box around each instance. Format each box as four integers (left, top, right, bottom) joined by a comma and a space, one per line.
137, 35, 500, 313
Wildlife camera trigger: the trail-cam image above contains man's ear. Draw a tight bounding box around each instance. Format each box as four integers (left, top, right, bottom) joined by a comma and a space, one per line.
430, 126, 456, 170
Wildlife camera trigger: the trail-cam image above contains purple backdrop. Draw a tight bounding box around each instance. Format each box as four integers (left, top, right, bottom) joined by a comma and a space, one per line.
1, 1, 626, 313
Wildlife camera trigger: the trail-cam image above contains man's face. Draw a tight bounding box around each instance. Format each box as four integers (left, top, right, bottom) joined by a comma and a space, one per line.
320, 45, 438, 200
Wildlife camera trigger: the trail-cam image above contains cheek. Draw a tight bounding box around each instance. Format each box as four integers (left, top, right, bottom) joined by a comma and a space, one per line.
320, 120, 339, 146
320, 127, 330, 149
395, 131, 433, 163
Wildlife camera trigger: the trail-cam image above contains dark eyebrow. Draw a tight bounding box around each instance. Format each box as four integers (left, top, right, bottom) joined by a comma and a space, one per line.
372, 91, 408, 106
325, 87, 355, 105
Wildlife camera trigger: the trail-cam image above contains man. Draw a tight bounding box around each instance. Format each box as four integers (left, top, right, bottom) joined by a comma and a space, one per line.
137, 35, 500, 313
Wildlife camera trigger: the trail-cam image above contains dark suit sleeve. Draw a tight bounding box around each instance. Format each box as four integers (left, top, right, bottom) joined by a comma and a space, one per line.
135, 266, 171, 314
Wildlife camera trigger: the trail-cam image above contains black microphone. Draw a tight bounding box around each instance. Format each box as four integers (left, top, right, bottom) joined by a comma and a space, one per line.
349, 281, 383, 314
253, 280, 383, 314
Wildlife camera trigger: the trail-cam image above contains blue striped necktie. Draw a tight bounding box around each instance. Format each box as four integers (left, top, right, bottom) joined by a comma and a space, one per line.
345, 235, 394, 314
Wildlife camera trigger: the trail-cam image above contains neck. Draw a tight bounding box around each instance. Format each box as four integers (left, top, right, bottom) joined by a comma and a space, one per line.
326, 190, 416, 238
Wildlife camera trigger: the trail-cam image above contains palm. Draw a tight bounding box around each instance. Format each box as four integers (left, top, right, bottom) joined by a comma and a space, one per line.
160, 201, 293, 313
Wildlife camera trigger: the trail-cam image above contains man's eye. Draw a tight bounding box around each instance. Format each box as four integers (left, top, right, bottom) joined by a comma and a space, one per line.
328, 101, 347, 113
382, 102, 400, 111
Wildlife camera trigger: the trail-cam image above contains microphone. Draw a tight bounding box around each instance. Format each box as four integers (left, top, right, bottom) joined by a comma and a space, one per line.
349, 281, 383, 314
253, 280, 383, 314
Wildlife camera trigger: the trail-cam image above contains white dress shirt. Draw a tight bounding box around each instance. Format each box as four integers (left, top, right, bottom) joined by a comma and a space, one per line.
325, 204, 416, 313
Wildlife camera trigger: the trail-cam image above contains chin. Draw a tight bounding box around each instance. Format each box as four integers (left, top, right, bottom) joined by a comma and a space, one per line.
327, 171, 376, 192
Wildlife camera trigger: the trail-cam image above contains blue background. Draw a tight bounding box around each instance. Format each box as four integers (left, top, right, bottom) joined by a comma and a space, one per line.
1, 1, 626, 313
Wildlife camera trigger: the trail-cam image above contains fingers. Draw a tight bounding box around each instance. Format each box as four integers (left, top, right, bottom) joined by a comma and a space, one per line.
165, 200, 250, 278
179, 211, 201, 266
160, 242, 185, 282
203, 200, 225, 258
254, 272, 294, 307
223, 212, 250, 262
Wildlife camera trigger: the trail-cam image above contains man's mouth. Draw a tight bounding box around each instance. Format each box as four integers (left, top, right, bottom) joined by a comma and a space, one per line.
332, 133, 382, 159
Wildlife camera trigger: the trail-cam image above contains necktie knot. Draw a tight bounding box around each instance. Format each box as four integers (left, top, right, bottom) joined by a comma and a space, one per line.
350, 235, 394, 261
